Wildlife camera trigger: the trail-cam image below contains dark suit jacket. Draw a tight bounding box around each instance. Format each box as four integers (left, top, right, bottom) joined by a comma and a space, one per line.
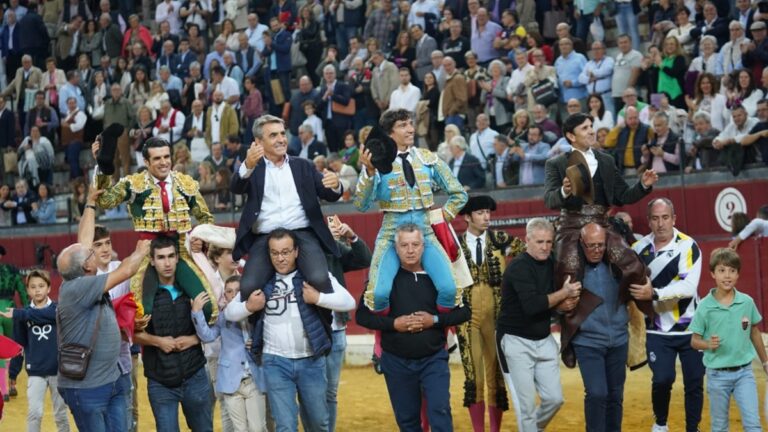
9, 192, 37, 225
318, 81, 353, 129
101, 24, 124, 59
176, 50, 196, 80
689, 17, 729, 50
444, 0, 470, 19
289, 139, 328, 160
264, 30, 292, 73
0, 24, 20, 57
449, 153, 485, 190
182, 113, 206, 147
17, 11, 50, 51
230, 156, 343, 260
544, 150, 651, 211
152, 34, 181, 58
0, 109, 15, 149
156, 54, 181, 78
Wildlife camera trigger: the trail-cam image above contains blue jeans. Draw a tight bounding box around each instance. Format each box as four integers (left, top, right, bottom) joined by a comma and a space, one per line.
65, 141, 82, 179
615, 3, 641, 51
646, 333, 704, 431
575, 12, 593, 42
706, 365, 762, 432
573, 343, 628, 432
147, 366, 213, 432
59, 374, 129, 432
263, 353, 329, 432
300, 330, 346, 431
380, 349, 453, 432
444, 115, 464, 131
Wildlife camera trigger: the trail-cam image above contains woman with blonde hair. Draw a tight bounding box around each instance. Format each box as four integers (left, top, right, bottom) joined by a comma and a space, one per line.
129, 105, 155, 168
173, 142, 197, 177
656, 36, 688, 109
436, 124, 462, 163
197, 161, 217, 210
507, 109, 531, 144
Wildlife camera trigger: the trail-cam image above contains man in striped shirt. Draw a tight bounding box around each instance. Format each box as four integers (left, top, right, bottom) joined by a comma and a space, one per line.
630, 198, 703, 432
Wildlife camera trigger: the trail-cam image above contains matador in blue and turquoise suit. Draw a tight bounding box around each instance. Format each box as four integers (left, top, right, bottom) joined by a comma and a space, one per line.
354, 109, 468, 313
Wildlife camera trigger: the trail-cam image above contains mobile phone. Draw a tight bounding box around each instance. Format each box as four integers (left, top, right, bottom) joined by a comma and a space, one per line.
327, 216, 335, 224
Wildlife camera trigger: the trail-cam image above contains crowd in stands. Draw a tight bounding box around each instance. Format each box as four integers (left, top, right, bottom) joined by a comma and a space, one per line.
2, 0, 768, 227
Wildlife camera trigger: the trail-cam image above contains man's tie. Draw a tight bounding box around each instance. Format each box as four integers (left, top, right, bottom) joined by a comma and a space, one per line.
158, 181, 170, 213
475, 237, 483, 266
398, 153, 416, 188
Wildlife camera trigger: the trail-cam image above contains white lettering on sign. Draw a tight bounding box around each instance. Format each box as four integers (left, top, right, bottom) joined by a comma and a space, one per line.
714, 187, 747, 233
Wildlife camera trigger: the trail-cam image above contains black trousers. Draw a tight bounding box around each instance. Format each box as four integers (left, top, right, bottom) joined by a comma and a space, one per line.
240, 229, 333, 299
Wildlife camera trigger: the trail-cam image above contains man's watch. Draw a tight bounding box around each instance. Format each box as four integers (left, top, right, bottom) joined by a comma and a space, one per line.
433, 315, 439, 325
85, 204, 97, 211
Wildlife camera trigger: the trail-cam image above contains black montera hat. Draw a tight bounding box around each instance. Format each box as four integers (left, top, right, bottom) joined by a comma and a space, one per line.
97, 123, 126, 176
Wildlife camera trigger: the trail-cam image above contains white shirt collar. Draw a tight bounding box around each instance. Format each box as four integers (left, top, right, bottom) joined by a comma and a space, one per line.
465, 230, 486, 245
31, 297, 53, 309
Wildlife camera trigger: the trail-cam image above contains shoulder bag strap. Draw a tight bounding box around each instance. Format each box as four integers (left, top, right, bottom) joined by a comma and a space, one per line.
56, 300, 103, 348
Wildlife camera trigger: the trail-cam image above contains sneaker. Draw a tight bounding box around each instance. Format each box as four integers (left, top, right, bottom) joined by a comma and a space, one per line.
651, 424, 669, 432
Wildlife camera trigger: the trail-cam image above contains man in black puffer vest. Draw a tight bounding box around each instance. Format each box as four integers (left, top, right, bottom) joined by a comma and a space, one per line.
134, 236, 213, 432
225, 228, 356, 432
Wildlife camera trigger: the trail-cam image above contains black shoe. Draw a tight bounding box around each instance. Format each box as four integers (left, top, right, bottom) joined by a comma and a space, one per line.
9, 386, 17, 397
372, 354, 383, 375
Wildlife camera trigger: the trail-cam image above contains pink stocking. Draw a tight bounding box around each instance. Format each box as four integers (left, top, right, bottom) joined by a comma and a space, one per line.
488, 404, 503, 432
468, 402, 486, 432
0, 361, 8, 396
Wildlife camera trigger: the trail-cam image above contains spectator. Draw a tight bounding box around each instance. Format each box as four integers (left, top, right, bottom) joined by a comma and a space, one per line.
287, 76, 321, 150
340, 36, 369, 73
588, 94, 615, 131
469, 114, 499, 171
210, 65, 241, 110
614, 211, 643, 241
234, 33, 262, 80
418, 71, 441, 151
578, 41, 615, 115
60, 97, 87, 179
339, 130, 360, 171
291, 124, 328, 160
496, 218, 576, 432
440, 56, 467, 130
102, 83, 135, 180
717, 21, 748, 78
205, 142, 229, 174
181, 1, 212, 35
327, 153, 358, 195
530, 104, 561, 140
205, 90, 239, 146
0, 186, 11, 226
55, 238, 147, 432
688, 36, 720, 78
3, 180, 37, 225
606, 106, 653, 176
494, 9, 525, 57
448, 135, 485, 190
726, 68, 764, 116
319, 65, 354, 153
370, 50, 400, 117
491, 134, 517, 187
156, 40, 181, 81
214, 167, 232, 211
59, 0, 92, 24
18, 126, 54, 188
156, 0, 183, 34
685, 111, 722, 173
221, 52, 244, 95
685, 72, 729, 132
512, 125, 551, 186
297, 5, 323, 85
728, 205, 768, 249
79, 19, 102, 67
243, 13, 268, 51
642, 112, 681, 173
429, 50, 446, 90
69, 178, 87, 222
740, 98, 768, 165
25, 90, 59, 148
0, 269, 69, 432
39, 58, 66, 114
98, 13, 123, 60
153, 99, 185, 145
389, 67, 422, 113
667, 6, 700, 56
742, 21, 768, 81
0, 10, 22, 79
241, 76, 265, 144
434, 123, 459, 163
357, 224, 470, 432
203, 37, 228, 80
508, 108, 531, 144
300, 101, 324, 145
144, 81, 170, 117
363, 0, 397, 53
553, 23, 587, 58
471, 8, 501, 66
2, 54, 43, 129
17, 2, 50, 69
390, 30, 416, 77
632, 198, 704, 432
442, 19, 470, 69
263, 18, 292, 111
224, 135, 247, 171
30, 183, 56, 224
132, 237, 213, 432
480, 60, 510, 134
689, 1, 729, 51
121, 14, 153, 58
554, 38, 587, 112
128, 106, 156, 168
617, 87, 651, 126
713, 104, 759, 175
128, 42, 154, 80
410, 24, 437, 83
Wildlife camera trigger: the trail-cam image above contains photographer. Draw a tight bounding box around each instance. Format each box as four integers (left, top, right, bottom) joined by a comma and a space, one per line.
641, 112, 681, 173
469, 114, 499, 171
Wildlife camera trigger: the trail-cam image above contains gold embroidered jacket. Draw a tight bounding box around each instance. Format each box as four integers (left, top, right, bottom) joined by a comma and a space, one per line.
353, 147, 467, 220
96, 171, 214, 232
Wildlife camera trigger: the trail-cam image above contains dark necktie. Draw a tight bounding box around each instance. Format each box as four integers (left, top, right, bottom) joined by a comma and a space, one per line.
475, 237, 483, 266
399, 153, 416, 188
158, 181, 170, 213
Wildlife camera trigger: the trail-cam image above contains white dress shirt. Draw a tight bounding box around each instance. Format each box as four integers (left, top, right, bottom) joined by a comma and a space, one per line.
451, 153, 464, 177
465, 230, 486, 265
389, 84, 422, 113
246, 23, 269, 51
238, 156, 310, 233
152, 109, 186, 143
469, 127, 498, 169
209, 103, 225, 145
152, 174, 175, 204
155, 1, 182, 33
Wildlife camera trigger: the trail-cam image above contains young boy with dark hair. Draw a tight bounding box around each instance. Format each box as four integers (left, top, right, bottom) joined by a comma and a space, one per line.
689, 247, 768, 432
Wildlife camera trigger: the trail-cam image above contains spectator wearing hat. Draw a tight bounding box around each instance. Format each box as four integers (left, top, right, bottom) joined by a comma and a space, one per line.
743, 20, 768, 81
457, 195, 523, 431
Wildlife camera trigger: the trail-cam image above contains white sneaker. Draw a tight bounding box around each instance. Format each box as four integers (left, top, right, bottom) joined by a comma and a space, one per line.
651, 424, 669, 432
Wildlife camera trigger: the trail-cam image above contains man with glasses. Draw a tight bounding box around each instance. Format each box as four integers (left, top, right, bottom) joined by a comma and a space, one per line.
616, 88, 651, 126
631, 198, 703, 432
571, 223, 633, 432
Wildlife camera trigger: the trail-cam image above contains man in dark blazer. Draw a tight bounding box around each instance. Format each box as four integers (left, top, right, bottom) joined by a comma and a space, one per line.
289, 124, 328, 160
543, 113, 657, 366
230, 114, 343, 300
16, 2, 50, 69
99, 13, 123, 59
689, 2, 729, 53
262, 17, 292, 116
0, 97, 16, 156
448, 138, 486, 190
0, 10, 22, 78
318, 65, 353, 154
4, 180, 37, 225
176, 40, 197, 81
